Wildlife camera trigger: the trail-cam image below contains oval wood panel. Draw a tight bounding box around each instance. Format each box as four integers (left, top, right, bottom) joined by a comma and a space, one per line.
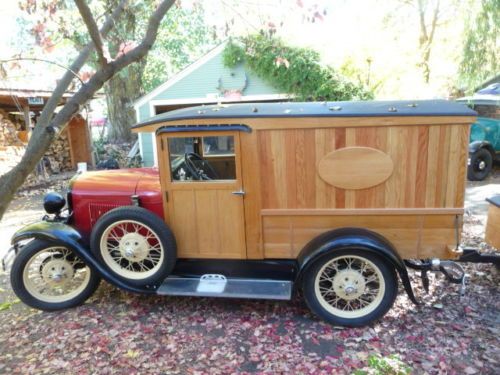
318, 147, 394, 190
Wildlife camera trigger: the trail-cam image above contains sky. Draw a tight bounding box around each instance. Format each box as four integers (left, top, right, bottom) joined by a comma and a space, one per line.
0, 0, 469, 99
0, 2, 22, 58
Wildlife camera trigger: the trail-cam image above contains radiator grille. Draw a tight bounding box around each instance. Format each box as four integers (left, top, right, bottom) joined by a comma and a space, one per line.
89, 203, 122, 225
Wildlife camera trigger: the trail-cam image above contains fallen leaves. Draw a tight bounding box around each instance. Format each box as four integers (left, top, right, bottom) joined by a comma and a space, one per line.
0, 180, 499, 374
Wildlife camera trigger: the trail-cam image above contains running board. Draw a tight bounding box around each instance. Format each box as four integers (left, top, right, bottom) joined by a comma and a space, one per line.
157, 274, 293, 300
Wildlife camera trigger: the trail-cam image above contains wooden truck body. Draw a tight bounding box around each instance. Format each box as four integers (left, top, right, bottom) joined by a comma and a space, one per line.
136, 100, 474, 262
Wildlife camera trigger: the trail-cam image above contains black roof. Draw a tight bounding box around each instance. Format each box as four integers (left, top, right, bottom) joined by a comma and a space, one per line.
133, 100, 477, 129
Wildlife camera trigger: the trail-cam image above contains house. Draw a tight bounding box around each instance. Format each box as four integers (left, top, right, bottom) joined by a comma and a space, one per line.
133, 42, 289, 167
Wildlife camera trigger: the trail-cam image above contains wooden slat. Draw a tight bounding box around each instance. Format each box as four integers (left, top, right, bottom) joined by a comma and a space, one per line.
262, 213, 460, 260
261, 208, 464, 215
344, 128, 356, 208
240, 131, 264, 259
334, 128, 346, 208
425, 125, 440, 207
454, 125, 470, 208
415, 126, 429, 207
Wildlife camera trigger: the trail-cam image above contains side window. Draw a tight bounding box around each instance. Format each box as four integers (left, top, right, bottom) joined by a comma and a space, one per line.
168, 135, 236, 181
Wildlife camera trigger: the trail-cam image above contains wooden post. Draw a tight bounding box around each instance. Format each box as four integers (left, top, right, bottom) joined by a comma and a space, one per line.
23, 105, 30, 133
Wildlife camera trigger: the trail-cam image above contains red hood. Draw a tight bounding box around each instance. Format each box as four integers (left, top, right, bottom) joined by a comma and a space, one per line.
70, 168, 163, 239
71, 168, 159, 197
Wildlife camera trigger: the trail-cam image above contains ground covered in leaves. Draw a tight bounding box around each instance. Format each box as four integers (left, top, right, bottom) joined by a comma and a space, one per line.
0, 172, 499, 374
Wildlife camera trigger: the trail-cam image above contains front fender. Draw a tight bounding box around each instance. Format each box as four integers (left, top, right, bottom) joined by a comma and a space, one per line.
297, 227, 419, 305
11, 221, 82, 245
11, 221, 156, 295
469, 140, 494, 155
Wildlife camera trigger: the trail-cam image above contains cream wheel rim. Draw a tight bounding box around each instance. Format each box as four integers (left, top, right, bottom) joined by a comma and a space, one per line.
23, 247, 91, 303
100, 220, 164, 280
314, 255, 385, 319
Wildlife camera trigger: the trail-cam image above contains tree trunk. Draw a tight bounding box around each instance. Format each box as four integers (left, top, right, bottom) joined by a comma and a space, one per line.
106, 63, 145, 142
106, 2, 146, 143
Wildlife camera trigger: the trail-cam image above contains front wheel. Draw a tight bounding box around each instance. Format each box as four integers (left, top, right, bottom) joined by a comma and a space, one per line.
302, 250, 398, 327
10, 240, 100, 311
91, 206, 176, 286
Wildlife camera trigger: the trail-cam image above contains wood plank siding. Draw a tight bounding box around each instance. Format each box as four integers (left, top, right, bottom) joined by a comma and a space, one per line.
256, 124, 469, 259
257, 125, 470, 210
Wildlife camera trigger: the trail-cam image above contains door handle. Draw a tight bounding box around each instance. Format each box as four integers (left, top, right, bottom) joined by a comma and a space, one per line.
232, 189, 245, 196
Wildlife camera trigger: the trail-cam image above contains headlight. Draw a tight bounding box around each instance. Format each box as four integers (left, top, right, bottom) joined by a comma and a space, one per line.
43, 192, 66, 214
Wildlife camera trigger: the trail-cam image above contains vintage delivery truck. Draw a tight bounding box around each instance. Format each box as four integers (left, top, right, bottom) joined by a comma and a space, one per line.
4, 100, 499, 327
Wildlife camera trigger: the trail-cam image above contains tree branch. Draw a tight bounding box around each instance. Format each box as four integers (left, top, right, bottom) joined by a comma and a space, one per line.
75, 0, 108, 67
50, 0, 176, 136
427, 0, 440, 45
112, 0, 176, 69
34, 0, 127, 141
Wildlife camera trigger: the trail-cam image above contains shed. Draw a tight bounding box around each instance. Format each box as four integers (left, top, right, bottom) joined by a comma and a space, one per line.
133, 42, 289, 167
0, 87, 93, 170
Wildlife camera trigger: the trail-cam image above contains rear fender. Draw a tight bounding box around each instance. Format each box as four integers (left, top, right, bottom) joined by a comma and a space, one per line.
11, 221, 156, 294
296, 227, 419, 304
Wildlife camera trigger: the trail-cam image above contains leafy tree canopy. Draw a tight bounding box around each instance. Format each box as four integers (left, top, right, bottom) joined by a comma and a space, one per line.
223, 34, 373, 101
458, 0, 499, 93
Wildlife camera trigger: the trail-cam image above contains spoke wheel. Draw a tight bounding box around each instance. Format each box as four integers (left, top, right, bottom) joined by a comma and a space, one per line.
303, 250, 398, 327
314, 255, 385, 319
91, 206, 177, 286
11, 240, 100, 311
100, 220, 164, 280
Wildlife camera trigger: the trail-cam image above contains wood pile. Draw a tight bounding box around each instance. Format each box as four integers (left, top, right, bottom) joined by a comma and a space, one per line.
0, 109, 23, 147
44, 129, 73, 173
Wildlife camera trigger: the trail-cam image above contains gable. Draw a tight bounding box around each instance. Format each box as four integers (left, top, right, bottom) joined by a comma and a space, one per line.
134, 43, 281, 108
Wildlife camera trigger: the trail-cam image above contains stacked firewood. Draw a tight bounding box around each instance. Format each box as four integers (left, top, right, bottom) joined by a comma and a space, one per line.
0, 109, 23, 146
44, 129, 73, 173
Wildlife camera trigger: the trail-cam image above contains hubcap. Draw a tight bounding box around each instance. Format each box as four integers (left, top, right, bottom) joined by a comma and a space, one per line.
332, 269, 366, 300
314, 255, 385, 319
41, 258, 74, 287
119, 233, 150, 262
478, 160, 486, 170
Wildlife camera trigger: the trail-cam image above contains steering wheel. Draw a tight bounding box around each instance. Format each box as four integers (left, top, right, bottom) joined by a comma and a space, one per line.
184, 153, 219, 180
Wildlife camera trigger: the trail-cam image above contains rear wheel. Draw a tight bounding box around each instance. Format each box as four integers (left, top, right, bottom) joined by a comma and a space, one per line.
302, 250, 398, 327
11, 240, 100, 311
91, 206, 176, 286
468, 148, 493, 181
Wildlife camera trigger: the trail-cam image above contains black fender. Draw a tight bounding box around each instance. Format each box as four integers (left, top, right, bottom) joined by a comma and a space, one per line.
296, 227, 419, 305
469, 140, 495, 156
11, 221, 157, 295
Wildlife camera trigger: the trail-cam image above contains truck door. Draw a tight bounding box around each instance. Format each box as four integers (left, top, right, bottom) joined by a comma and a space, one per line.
159, 131, 247, 259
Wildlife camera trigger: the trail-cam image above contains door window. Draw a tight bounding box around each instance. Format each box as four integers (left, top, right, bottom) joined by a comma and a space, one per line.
167, 135, 236, 181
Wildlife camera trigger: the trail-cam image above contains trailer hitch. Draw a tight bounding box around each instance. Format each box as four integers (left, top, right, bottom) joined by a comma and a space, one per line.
405, 259, 467, 296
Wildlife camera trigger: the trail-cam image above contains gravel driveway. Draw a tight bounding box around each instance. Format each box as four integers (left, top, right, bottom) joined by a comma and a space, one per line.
0, 169, 498, 374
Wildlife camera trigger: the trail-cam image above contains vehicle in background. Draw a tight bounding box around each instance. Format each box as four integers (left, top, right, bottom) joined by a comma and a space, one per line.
457, 81, 500, 181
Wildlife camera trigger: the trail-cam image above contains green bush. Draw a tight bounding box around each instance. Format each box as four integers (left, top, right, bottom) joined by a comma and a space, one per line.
222, 35, 373, 101
353, 354, 411, 375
